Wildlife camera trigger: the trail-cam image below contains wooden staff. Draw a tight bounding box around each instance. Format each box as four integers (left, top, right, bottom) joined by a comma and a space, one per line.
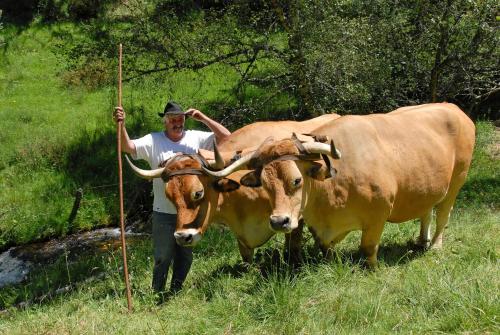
117, 43, 133, 312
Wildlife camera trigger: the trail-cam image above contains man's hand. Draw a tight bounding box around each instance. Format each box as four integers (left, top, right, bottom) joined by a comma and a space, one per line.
185, 107, 231, 143
113, 106, 125, 123
185, 108, 206, 122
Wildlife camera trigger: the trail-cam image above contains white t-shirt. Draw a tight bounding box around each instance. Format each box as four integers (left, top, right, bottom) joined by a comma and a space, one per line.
132, 130, 214, 214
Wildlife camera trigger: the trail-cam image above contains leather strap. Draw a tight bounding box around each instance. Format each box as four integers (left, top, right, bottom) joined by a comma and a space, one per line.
161, 168, 204, 181
159, 153, 211, 181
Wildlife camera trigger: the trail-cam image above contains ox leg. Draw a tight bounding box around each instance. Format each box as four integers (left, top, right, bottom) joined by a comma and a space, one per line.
308, 226, 338, 260
417, 210, 432, 249
237, 240, 254, 264
311, 233, 334, 260
327, 232, 350, 261
307, 226, 324, 256
360, 223, 385, 269
432, 197, 455, 249
284, 219, 304, 265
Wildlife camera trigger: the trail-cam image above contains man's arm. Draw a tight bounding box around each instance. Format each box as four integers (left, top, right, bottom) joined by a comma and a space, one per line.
113, 107, 137, 155
185, 108, 231, 143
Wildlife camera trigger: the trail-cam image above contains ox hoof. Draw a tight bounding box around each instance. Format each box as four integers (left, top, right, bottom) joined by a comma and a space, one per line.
430, 242, 443, 250
415, 239, 431, 250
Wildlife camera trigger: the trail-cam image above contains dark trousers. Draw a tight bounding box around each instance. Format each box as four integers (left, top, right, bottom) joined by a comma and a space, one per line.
151, 211, 193, 293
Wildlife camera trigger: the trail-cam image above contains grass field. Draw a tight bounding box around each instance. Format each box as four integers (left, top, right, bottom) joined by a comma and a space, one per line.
0, 207, 498, 333
0, 23, 498, 334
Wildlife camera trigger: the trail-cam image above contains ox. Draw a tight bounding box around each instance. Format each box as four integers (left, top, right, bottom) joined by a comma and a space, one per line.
205, 103, 475, 267
126, 113, 340, 263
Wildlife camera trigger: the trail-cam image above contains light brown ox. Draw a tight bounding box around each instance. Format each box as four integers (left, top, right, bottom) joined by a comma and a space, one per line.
125, 113, 340, 263
205, 103, 475, 267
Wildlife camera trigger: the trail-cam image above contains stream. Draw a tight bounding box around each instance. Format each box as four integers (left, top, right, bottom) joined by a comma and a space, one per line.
0, 227, 149, 288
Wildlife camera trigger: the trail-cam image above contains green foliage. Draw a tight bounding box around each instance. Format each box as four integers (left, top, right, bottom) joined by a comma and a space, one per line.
287, 0, 499, 116
55, 0, 499, 119
0, 0, 112, 24
0, 25, 134, 247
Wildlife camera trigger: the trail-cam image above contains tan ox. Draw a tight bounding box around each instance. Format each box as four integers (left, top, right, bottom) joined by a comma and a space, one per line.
126, 113, 340, 263
205, 103, 475, 267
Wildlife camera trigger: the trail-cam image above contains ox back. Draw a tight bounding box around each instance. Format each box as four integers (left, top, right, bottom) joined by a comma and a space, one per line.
218, 113, 340, 152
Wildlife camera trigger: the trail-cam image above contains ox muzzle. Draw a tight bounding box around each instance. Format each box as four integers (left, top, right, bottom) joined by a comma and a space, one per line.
269, 215, 293, 233
174, 229, 202, 247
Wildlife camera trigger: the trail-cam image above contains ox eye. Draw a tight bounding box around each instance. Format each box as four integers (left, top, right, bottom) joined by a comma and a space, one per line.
192, 189, 204, 201
292, 177, 302, 187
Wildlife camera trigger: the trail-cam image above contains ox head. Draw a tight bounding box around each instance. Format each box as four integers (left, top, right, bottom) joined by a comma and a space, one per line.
202, 134, 341, 233
125, 153, 240, 247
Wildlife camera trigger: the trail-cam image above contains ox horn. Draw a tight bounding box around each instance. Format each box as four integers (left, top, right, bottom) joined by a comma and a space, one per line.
125, 155, 164, 180
201, 152, 254, 178
201, 136, 276, 178
211, 138, 225, 170
302, 140, 341, 159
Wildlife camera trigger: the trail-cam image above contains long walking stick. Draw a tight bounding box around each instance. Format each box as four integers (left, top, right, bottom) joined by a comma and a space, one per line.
117, 43, 133, 312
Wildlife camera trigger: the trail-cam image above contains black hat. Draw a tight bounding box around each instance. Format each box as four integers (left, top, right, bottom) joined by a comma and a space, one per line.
158, 101, 184, 117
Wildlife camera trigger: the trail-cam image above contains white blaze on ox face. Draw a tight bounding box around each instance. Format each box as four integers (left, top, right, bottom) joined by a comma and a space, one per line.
261, 161, 304, 233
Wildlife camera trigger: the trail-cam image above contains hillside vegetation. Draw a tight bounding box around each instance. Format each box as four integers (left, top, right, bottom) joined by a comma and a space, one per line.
0, 22, 243, 250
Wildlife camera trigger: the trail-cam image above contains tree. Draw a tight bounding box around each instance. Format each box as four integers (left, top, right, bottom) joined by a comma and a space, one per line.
60, 0, 499, 119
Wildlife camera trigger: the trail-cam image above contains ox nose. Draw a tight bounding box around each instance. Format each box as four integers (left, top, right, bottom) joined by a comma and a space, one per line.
269, 215, 292, 232
174, 229, 201, 246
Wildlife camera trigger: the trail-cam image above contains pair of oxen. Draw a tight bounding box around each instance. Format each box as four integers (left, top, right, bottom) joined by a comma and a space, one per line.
127, 103, 475, 268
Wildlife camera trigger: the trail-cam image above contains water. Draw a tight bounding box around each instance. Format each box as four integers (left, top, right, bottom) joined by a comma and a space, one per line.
0, 228, 148, 288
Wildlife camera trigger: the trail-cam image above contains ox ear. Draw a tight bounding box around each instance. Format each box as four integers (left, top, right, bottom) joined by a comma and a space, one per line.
306, 162, 336, 181
212, 178, 240, 193
240, 170, 262, 188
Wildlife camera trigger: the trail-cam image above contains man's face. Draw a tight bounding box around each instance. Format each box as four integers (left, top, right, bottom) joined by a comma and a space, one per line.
164, 114, 185, 138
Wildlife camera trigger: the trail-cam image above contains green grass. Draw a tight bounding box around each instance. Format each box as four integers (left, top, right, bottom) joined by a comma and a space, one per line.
0, 22, 498, 334
0, 208, 498, 334
457, 121, 499, 210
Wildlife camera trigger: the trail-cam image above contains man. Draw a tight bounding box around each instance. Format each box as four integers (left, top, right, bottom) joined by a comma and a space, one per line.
113, 101, 230, 300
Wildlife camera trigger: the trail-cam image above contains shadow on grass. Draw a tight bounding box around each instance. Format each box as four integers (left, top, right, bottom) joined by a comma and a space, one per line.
378, 240, 428, 265
325, 239, 428, 269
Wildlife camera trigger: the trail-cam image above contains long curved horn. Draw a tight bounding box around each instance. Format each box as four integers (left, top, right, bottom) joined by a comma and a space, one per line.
212, 138, 225, 170
125, 155, 164, 180
201, 153, 254, 178
302, 140, 342, 159
202, 136, 277, 178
